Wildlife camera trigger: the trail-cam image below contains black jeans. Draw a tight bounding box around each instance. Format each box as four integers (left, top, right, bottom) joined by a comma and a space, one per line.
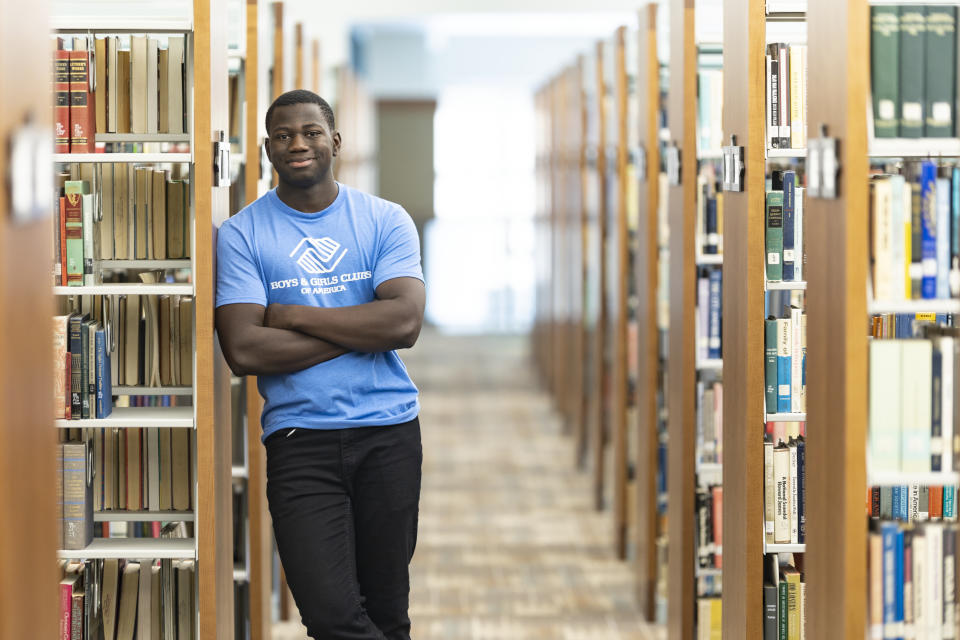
265, 417, 422, 640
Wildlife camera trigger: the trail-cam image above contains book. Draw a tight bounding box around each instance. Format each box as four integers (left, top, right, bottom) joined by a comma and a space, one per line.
764, 435, 775, 543
106, 36, 118, 133
130, 36, 146, 134
788, 439, 799, 545
924, 6, 957, 137
167, 36, 185, 135
936, 176, 951, 299
871, 6, 901, 138
63, 190, 84, 286
137, 562, 153, 640
95, 326, 112, 419
901, 339, 932, 472
765, 318, 778, 413
776, 317, 791, 414
869, 339, 902, 471
773, 441, 791, 544
177, 560, 195, 640
768, 48, 779, 148
899, 6, 927, 138
62, 440, 93, 550
95, 37, 106, 133
707, 268, 721, 359
146, 38, 159, 134
789, 46, 805, 149
766, 191, 784, 281
69, 42, 95, 153
115, 561, 140, 640
782, 171, 796, 281
54, 48, 71, 152
152, 169, 168, 259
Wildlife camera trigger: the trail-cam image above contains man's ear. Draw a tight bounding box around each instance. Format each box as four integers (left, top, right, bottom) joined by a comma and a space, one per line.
332, 131, 342, 157
263, 135, 273, 163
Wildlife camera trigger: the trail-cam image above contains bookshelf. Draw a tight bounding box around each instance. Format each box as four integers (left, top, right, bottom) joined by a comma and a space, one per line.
47, 1, 235, 637
665, 0, 698, 636
634, 3, 661, 622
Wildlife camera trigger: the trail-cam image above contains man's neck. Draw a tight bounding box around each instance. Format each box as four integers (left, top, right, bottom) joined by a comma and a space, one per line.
275, 177, 339, 213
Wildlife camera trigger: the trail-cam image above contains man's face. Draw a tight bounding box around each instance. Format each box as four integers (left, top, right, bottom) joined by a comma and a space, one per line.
265, 103, 341, 188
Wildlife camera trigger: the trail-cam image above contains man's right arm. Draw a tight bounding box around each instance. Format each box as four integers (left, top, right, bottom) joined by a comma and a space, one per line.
215, 303, 348, 376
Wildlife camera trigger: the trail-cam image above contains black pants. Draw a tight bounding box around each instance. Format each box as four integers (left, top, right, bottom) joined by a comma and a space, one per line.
265, 417, 422, 640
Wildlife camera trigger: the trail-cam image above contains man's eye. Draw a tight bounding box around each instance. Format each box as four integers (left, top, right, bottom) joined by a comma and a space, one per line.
276, 133, 289, 140
307, 131, 321, 138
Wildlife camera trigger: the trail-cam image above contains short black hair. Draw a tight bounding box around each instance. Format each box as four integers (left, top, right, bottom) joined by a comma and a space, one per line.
265, 90, 336, 134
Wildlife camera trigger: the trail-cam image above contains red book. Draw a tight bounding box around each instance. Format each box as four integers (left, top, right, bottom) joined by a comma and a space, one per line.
69, 49, 95, 153
64, 352, 71, 420
54, 49, 71, 153
930, 486, 944, 519
59, 577, 73, 640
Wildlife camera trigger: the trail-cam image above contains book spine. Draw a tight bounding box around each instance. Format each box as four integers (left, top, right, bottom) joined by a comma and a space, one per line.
937, 177, 951, 299
871, 6, 901, 138
791, 307, 803, 413
783, 171, 796, 281
766, 318, 778, 412
899, 6, 927, 138
765, 438, 775, 543
80, 321, 90, 420
953, 169, 960, 297
921, 163, 938, 299
777, 318, 792, 413
942, 337, 954, 473
769, 48, 780, 148
797, 438, 805, 544
705, 197, 719, 255
96, 328, 106, 419
767, 191, 784, 281
69, 49, 95, 153
911, 182, 923, 298
924, 6, 957, 137
932, 341, 944, 472
63, 193, 83, 286
789, 45, 804, 149
795, 187, 804, 282
69, 316, 82, 419
764, 583, 779, 640
774, 444, 791, 544
707, 269, 722, 359
779, 43, 790, 148
60, 576, 71, 640
82, 193, 94, 286
779, 579, 788, 640
54, 49, 71, 153
789, 442, 799, 544
62, 441, 92, 550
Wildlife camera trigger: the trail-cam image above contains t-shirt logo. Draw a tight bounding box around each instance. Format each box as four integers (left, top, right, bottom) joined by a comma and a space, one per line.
289, 237, 348, 274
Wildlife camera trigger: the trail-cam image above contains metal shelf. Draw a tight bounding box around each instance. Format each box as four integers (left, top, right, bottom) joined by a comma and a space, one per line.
868, 298, 960, 315
54, 283, 194, 296
765, 280, 807, 291
867, 470, 960, 487
765, 542, 806, 554
96, 134, 190, 144
697, 149, 725, 161
232, 465, 248, 480
52, 18, 193, 33
57, 537, 195, 560
696, 359, 724, 372
695, 254, 723, 266
696, 567, 723, 577
54, 153, 192, 164
55, 406, 193, 429
766, 148, 807, 159
766, 413, 806, 422
100, 260, 191, 270
94, 510, 195, 522
113, 386, 193, 396
869, 138, 960, 158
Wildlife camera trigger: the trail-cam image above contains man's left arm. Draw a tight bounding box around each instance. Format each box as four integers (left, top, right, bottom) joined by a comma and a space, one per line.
264, 276, 425, 353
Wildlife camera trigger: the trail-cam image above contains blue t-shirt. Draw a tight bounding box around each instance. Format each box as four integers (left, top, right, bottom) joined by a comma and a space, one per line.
215, 183, 422, 440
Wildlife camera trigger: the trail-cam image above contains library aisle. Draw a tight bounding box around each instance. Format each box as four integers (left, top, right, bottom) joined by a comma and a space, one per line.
274, 330, 663, 640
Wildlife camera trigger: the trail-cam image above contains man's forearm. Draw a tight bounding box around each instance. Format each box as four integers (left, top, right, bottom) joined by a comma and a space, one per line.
225, 324, 348, 376
270, 299, 419, 353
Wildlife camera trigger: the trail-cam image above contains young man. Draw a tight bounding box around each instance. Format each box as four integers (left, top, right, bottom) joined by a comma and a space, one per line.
215, 89, 425, 640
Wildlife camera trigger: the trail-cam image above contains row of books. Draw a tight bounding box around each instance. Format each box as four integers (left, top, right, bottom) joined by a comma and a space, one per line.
696, 597, 722, 639
766, 171, 806, 283
870, 6, 957, 139
696, 484, 723, 570
696, 165, 723, 256
764, 307, 807, 415
870, 164, 960, 303
867, 521, 958, 639
697, 380, 723, 465
869, 336, 955, 474
697, 267, 723, 361
54, 35, 187, 153
54, 169, 191, 286
766, 43, 808, 150
763, 555, 805, 640
868, 485, 959, 522
764, 435, 806, 545
871, 313, 955, 340
54, 314, 112, 420
60, 554, 196, 640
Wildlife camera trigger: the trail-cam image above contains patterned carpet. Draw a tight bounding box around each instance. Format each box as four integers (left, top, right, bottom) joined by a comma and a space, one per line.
273, 331, 664, 640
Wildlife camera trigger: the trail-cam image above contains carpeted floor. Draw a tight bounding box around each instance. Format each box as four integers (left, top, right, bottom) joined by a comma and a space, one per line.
273, 331, 664, 640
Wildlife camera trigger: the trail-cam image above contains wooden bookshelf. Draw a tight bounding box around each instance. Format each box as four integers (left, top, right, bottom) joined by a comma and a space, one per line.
573, 57, 589, 468
634, 2, 661, 622
0, 0, 58, 636
294, 22, 303, 88
610, 25, 631, 560
666, 0, 698, 636
804, 0, 867, 637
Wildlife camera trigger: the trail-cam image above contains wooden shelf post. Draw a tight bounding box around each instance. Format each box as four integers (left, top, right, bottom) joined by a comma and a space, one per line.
0, 0, 58, 637
634, 3, 661, 621
719, 0, 767, 635
666, 0, 697, 636
196, 0, 236, 636
805, 0, 869, 636
573, 56, 590, 469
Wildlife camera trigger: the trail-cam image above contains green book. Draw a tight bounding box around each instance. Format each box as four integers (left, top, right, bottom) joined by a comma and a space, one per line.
778, 579, 788, 640
871, 6, 900, 137
765, 318, 778, 413
63, 181, 89, 287
924, 6, 957, 137
899, 5, 927, 138
766, 191, 784, 281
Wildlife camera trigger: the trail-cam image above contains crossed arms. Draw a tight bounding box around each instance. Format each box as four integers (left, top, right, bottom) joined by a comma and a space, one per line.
215, 277, 425, 377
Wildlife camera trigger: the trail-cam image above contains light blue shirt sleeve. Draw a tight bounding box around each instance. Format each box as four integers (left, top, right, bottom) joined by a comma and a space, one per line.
216, 219, 268, 308
373, 207, 424, 289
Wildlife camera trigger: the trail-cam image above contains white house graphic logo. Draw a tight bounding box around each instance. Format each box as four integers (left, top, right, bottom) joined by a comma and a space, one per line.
289, 237, 348, 274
